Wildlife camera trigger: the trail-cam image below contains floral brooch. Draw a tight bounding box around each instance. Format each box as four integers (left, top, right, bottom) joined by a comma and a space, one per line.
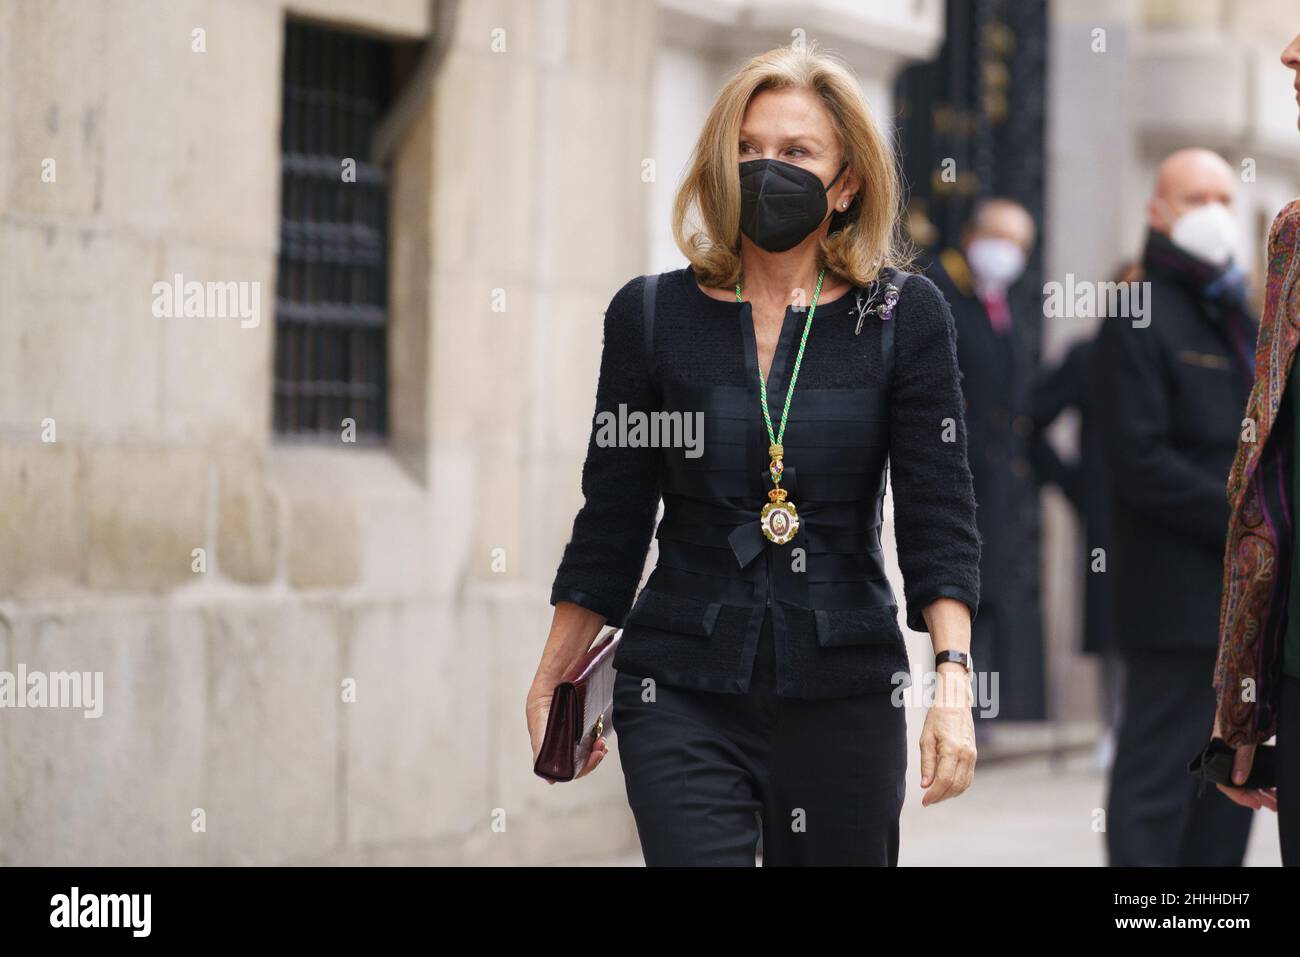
852, 282, 901, 335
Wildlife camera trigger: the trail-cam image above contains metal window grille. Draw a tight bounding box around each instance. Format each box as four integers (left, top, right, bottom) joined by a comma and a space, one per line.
274, 19, 392, 439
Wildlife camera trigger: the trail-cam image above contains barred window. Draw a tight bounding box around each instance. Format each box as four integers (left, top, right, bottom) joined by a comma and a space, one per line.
274, 19, 393, 440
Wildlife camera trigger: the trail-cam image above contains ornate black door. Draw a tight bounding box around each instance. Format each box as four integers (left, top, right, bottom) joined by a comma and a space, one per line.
895, 0, 1049, 722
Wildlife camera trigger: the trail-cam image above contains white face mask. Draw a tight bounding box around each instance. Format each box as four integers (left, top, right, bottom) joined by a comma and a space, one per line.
966, 237, 1027, 291
1168, 201, 1237, 267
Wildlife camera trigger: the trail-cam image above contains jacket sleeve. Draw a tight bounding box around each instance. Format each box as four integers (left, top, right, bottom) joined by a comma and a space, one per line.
548, 275, 662, 626
888, 274, 983, 633
1091, 308, 1231, 549
1027, 341, 1088, 509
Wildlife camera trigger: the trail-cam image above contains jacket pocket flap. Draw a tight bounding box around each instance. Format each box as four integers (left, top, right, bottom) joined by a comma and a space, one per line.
625, 589, 721, 637
814, 606, 902, 647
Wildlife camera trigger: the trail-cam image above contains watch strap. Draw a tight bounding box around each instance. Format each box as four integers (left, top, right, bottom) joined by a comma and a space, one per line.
935, 649, 972, 671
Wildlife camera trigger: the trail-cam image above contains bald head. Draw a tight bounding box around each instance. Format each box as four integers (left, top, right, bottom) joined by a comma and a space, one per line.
1148, 148, 1236, 235
966, 198, 1036, 253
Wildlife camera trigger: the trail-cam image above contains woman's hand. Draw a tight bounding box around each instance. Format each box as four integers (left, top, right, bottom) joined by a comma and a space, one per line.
526, 680, 609, 785
1211, 711, 1277, 812
527, 602, 610, 783
919, 667, 977, 806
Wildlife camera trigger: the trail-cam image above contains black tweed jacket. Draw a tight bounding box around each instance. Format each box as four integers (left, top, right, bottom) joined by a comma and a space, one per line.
550, 265, 980, 698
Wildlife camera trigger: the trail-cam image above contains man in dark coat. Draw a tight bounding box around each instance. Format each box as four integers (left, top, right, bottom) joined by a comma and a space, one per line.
1093, 148, 1257, 865
928, 199, 1045, 727
1028, 335, 1122, 766
1030, 338, 1110, 655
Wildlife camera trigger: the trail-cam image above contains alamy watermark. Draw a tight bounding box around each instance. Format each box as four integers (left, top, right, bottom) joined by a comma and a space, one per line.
151, 273, 261, 328
595, 403, 704, 458
50, 887, 150, 937
891, 667, 1000, 718
1043, 274, 1150, 328
0, 665, 103, 718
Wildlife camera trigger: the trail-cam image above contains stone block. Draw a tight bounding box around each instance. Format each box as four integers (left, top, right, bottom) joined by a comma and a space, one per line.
344, 601, 487, 846
200, 601, 340, 864
485, 592, 639, 864
97, 0, 280, 251
85, 447, 209, 592
0, 443, 84, 596
0, 604, 206, 865
216, 443, 280, 586
430, 48, 539, 279
428, 270, 531, 448
3, 0, 108, 218
284, 0, 433, 39
286, 496, 362, 590
468, 442, 525, 584
0, 223, 163, 441
541, 286, 606, 456
153, 242, 274, 445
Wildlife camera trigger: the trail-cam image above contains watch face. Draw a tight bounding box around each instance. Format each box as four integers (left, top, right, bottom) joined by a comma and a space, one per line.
939, 651, 971, 672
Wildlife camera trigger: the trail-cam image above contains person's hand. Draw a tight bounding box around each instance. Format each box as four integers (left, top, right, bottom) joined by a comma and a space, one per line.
1211, 711, 1277, 812
919, 667, 977, 806
526, 682, 608, 784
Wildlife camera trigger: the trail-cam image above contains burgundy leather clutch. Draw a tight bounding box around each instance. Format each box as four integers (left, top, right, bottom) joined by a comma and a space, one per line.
533, 628, 620, 783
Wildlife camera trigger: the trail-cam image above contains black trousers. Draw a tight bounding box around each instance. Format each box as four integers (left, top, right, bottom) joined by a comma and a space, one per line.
611, 610, 907, 866
1279, 672, 1300, 865
1106, 648, 1253, 866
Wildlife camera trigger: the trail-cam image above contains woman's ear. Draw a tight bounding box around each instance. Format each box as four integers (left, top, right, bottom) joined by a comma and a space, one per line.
836, 168, 859, 210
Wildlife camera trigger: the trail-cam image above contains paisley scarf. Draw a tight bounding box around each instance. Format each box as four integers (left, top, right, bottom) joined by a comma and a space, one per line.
1216, 199, 1300, 746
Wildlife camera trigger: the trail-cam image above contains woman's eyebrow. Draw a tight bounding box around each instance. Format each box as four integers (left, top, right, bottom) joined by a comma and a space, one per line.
738, 129, 825, 148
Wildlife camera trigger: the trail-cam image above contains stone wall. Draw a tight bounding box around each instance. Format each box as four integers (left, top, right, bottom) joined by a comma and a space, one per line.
0, 0, 651, 865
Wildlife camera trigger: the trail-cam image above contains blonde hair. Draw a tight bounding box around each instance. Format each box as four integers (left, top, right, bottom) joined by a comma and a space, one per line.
671, 43, 911, 289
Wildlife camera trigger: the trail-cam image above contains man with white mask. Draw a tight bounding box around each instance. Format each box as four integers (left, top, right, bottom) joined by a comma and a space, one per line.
929, 198, 1044, 737
1094, 147, 1258, 866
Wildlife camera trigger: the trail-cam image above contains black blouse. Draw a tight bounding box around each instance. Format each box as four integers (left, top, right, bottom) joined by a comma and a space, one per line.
549, 265, 980, 698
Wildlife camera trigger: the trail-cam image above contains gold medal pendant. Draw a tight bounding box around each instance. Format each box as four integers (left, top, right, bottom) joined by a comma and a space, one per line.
760, 492, 800, 544
760, 443, 799, 544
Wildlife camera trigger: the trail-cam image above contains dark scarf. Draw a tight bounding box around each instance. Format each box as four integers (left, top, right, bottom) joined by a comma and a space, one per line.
1142, 229, 1258, 380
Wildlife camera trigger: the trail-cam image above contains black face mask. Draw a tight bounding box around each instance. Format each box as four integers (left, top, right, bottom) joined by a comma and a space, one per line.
738, 158, 849, 253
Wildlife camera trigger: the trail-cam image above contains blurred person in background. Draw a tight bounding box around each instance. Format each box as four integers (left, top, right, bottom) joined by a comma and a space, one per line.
1210, 32, 1300, 866
928, 199, 1043, 740
1026, 261, 1140, 770
1095, 148, 1258, 866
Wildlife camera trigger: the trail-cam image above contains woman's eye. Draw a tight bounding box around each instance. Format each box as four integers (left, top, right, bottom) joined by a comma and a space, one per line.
739, 142, 806, 157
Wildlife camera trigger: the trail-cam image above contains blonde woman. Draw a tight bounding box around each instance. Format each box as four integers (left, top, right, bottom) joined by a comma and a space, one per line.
527, 45, 981, 866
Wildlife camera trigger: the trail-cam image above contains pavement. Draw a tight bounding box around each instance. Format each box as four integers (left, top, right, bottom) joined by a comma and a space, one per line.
589, 748, 1283, 866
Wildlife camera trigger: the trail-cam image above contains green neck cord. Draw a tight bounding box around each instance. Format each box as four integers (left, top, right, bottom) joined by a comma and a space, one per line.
735, 267, 826, 447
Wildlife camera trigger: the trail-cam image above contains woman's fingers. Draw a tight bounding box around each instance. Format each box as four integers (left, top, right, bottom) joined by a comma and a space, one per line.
1216, 783, 1262, 809
1206, 718, 1266, 810
919, 731, 937, 788
956, 746, 977, 796
1231, 742, 1257, 786
574, 736, 609, 780
919, 698, 977, 805
922, 736, 977, 806
922, 747, 958, 806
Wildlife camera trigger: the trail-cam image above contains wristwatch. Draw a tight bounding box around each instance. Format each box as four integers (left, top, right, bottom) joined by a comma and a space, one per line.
934, 650, 973, 672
